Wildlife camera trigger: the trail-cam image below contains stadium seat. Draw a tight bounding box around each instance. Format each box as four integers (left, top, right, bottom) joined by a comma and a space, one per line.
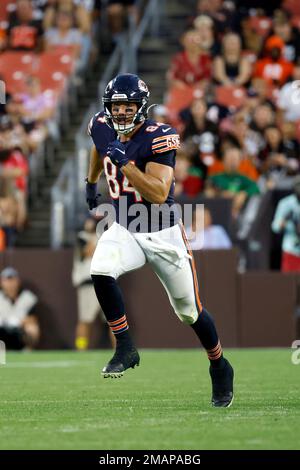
215, 86, 246, 109
36, 68, 67, 96
38, 50, 75, 77
0, 52, 37, 93
0, 69, 27, 94
165, 85, 198, 122
0, 51, 36, 72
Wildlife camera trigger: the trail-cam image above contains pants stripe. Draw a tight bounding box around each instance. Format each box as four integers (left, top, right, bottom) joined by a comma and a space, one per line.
180, 223, 203, 314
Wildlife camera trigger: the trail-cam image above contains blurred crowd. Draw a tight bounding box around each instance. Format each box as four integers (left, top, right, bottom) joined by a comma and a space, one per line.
0, 0, 138, 250
163, 0, 300, 229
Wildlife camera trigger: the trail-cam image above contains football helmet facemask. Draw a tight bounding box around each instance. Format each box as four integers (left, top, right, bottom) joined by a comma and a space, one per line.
102, 73, 150, 135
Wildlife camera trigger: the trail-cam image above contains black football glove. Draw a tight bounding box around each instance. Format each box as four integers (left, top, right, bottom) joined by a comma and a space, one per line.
107, 140, 129, 168
85, 179, 101, 210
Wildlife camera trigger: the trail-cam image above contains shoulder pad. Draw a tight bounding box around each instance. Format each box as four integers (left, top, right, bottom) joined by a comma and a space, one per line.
87, 111, 106, 136
149, 124, 180, 154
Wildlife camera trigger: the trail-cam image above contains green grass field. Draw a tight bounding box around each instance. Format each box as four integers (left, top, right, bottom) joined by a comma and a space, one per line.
0, 349, 299, 450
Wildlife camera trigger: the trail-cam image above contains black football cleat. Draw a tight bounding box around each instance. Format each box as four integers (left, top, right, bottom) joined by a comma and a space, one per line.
209, 358, 234, 407
102, 343, 140, 378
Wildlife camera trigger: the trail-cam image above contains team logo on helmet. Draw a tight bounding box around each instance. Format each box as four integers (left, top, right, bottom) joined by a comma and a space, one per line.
138, 80, 148, 93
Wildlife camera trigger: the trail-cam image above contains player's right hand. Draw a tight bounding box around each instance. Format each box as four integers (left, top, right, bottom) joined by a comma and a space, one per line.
85, 178, 101, 210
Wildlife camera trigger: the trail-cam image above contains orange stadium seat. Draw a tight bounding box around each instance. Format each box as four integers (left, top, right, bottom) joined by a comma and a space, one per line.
36, 68, 67, 96
38, 50, 75, 77
0, 69, 27, 94
165, 85, 197, 122
0, 51, 37, 72
0, 52, 37, 93
215, 86, 246, 109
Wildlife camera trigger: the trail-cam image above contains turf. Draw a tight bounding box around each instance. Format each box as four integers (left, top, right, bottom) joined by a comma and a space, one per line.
0, 349, 299, 450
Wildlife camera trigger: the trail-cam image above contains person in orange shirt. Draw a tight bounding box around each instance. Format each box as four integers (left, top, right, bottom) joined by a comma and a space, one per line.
253, 35, 294, 87
209, 134, 259, 181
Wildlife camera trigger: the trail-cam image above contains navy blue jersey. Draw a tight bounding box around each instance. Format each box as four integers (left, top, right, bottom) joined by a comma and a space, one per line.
88, 112, 181, 232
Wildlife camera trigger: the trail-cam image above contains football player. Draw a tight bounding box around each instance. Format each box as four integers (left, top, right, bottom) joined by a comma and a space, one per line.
86, 73, 234, 407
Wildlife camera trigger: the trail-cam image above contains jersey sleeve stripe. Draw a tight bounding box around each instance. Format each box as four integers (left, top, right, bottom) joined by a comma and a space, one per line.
153, 145, 179, 153
152, 134, 179, 143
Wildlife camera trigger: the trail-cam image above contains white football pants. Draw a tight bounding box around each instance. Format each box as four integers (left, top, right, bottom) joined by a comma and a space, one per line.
90, 222, 202, 324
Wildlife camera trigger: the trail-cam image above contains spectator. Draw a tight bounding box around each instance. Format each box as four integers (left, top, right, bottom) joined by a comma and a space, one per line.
272, 176, 300, 272
258, 123, 299, 189
249, 103, 275, 155
105, 0, 138, 38
253, 35, 294, 87
180, 97, 219, 143
167, 29, 212, 89
213, 32, 252, 86
250, 77, 273, 106
72, 218, 115, 350
174, 145, 205, 197
7, 0, 44, 52
43, 0, 92, 34
0, 126, 29, 234
205, 146, 259, 218
195, 0, 235, 34
186, 206, 232, 250
226, 109, 261, 159
272, 10, 300, 64
45, 10, 81, 57
16, 75, 57, 147
281, 121, 300, 173
240, 16, 263, 56
277, 61, 300, 122
193, 15, 219, 56
45, 9, 91, 72
0, 178, 19, 247
0, 267, 40, 350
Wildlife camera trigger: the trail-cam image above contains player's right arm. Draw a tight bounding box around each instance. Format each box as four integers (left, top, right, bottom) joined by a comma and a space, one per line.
87, 144, 104, 183
86, 145, 103, 210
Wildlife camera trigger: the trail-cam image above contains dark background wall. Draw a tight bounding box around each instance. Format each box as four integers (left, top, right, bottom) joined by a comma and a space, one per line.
0, 249, 297, 349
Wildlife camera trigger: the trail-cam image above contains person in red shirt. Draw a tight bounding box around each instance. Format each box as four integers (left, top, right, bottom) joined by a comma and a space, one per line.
167, 28, 212, 89
7, 0, 44, 52
0, 123, 29, 235
253, 35, 294, 87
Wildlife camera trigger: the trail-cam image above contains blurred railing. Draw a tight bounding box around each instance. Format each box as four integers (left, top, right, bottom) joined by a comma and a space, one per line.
50, 159, 76, 249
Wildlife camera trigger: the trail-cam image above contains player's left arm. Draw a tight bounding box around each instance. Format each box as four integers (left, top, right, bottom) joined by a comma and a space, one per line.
121, 162, 173, 204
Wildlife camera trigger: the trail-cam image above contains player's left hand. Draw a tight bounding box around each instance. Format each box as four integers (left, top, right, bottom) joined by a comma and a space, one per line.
107, 140, 129, 168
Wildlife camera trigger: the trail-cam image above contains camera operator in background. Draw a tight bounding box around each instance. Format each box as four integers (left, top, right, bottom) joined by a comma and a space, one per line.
272, 175, 300, 338
72, 217, 115, 351
0, 267, 40, 350
272, 175, 300, 272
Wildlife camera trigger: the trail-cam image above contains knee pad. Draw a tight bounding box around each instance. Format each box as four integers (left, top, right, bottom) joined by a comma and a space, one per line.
90, 242, 120, 278
172, 297, 198, 325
